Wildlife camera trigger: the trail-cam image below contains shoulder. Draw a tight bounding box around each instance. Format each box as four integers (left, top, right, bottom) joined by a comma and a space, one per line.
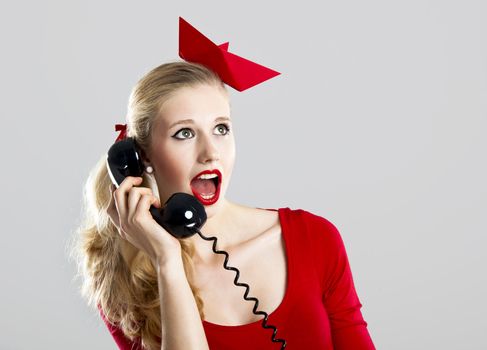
282, 208, 352, 291
280, 207, 343, 245
281, 207, 348, 270
285, 208, 336, 226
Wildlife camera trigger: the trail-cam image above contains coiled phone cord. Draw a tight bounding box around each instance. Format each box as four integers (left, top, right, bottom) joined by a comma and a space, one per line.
196, 229, 287, 349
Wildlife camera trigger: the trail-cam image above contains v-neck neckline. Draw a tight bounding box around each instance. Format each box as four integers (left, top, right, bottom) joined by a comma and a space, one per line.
202, 207, 292, 330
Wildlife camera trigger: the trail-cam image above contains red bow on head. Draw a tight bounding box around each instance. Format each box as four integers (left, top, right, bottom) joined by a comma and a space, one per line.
113, 19, 279, 142
178, 17, 280, 92
114, 124, 127, 142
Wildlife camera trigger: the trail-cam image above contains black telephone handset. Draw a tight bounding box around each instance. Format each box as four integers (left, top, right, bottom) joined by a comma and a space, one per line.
106, 137, 207, 239
106, 137, 287, 349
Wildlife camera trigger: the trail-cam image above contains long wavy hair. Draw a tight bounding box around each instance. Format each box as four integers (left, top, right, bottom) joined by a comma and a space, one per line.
69, 61, 227, 350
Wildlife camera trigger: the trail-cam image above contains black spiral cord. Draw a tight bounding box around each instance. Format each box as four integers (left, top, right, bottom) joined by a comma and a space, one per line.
196, 228, 287, 349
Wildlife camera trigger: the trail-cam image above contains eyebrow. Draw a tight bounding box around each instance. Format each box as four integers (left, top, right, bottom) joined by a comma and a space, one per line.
168, 116, 231, 129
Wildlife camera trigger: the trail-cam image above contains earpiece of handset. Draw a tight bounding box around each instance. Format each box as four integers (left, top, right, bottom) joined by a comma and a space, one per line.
107, 137, 207, 239
106, 137, 144, 187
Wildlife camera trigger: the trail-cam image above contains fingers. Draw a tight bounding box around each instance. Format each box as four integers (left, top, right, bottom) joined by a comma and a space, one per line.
110, 176, 160, 238
135, 193, 160, 222
107, 177, 181, 261
127, 186, 155, 212
127, 186, 159, 222
113, 176, 143, 222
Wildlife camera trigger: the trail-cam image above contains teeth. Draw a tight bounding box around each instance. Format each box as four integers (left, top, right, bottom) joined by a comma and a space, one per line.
197, 173, 218, 180
201, 193, 216, 199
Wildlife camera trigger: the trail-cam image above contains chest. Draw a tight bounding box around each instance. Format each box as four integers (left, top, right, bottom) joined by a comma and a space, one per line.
194, 227, 288, 326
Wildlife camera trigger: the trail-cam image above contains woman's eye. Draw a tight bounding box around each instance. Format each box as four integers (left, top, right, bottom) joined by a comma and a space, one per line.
173, 128, 195, 140
172, 124, 230, 139
214, 123, 230, 135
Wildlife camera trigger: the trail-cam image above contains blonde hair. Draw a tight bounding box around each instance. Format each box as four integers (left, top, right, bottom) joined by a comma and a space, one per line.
70, 61, 226, 350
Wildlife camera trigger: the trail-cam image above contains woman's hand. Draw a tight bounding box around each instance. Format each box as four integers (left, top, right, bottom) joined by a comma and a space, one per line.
107, 176, 182, 266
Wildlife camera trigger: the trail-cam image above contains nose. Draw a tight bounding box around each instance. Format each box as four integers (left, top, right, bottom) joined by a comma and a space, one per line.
197, 134, 220, 164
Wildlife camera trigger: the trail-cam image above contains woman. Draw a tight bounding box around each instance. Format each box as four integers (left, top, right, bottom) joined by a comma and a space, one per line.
72, 61, 376, 349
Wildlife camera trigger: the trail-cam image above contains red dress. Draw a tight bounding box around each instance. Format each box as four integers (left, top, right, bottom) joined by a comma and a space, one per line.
99, 207, 376, 349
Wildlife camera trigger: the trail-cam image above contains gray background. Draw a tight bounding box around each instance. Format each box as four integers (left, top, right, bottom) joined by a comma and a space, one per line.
1, 0, 486, 349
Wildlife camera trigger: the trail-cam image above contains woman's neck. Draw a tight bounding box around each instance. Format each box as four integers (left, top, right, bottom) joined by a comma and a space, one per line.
119, 198, 258, 268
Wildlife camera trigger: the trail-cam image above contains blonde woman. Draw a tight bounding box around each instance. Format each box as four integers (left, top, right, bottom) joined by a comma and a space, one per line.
72, 19, 375, 350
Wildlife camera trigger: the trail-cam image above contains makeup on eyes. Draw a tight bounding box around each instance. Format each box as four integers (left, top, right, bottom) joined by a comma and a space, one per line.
172, 123, 231, 140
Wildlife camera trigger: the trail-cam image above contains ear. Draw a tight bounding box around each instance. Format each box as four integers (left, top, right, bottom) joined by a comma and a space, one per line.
138, 145, 152, 167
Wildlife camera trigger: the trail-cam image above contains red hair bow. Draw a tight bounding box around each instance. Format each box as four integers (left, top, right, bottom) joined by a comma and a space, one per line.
178, 17, 280, 92
114, 123, 127, 142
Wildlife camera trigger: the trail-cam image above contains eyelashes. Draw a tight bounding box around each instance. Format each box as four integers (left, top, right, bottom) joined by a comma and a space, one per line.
172, 123, 231, 140
214, 123, 231, 136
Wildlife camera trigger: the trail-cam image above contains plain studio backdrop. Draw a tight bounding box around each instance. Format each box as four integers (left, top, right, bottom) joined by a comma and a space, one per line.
0, 1, 485, 349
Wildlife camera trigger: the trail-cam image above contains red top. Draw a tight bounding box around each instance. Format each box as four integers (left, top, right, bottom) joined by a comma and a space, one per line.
99, 207, 376, 349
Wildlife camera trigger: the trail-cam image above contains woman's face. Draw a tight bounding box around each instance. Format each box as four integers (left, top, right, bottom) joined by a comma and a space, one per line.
146, 84, 235, 218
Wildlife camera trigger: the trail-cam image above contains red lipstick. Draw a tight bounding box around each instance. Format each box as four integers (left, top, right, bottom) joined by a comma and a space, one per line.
190, 169, 222, 206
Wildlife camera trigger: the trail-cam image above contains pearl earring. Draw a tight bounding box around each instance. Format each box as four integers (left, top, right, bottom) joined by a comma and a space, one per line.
145, 165, 153, 174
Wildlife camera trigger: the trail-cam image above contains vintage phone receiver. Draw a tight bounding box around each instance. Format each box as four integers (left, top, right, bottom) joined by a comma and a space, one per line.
106, 137, 207, 239
106, 137, 287, 348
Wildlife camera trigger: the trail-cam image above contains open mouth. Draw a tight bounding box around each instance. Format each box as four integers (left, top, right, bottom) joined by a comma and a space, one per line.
190, 169, 222, 205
